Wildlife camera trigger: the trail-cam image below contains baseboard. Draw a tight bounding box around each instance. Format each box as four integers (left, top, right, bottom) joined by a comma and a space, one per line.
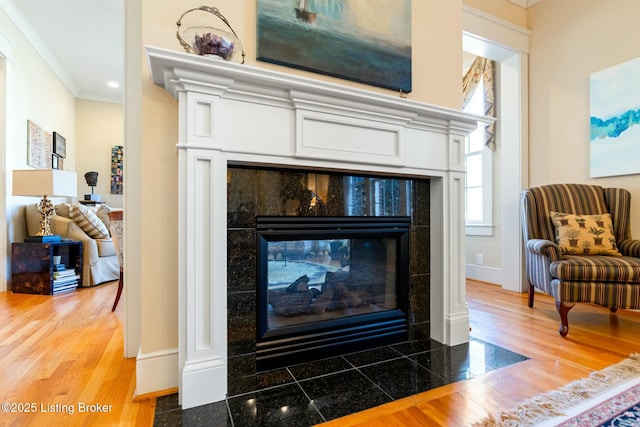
466, 264, 502, 286
134, 387, 178, 402
181, 357, 227, 409
136, 347, 179, 397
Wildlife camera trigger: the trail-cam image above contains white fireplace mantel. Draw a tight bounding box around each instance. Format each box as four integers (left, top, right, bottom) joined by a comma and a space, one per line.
146, 45, 477, 409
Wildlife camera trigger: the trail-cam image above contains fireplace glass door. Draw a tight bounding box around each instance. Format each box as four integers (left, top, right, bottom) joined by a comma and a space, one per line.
256, 217, 410, 369
266, 236, 398, 328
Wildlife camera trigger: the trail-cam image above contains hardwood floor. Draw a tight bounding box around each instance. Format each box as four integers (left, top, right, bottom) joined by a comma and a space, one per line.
0, 280, 155, 426
1, 279, 639, 426
317, 280, 640, 426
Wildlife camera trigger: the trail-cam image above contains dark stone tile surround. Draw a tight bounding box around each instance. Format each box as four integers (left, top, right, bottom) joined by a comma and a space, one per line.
225, 166, 431, 396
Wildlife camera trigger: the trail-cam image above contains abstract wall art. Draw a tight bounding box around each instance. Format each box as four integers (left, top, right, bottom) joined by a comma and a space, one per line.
111, 145, 123, 194
257, 0, 412, 93
590, 57, 640, 177
53, 132, 66, 158
27, 120, 52, 169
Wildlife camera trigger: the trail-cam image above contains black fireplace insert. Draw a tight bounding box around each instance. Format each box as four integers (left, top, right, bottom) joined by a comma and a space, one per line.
256, 216, 410, 370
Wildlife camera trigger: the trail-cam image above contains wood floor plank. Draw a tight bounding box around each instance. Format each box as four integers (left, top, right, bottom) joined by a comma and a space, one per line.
0, 281, 155, 426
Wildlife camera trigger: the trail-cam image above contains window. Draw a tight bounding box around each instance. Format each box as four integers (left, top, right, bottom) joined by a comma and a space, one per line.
463, 63, 494, 236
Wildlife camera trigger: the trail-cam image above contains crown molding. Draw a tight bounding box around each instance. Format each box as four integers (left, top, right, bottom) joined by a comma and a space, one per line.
0, 0, 79, 96
509, 0, 541, 7
463, 5, 531, 37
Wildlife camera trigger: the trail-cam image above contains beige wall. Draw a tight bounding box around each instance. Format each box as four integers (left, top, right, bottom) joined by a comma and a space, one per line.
137, 0, 465, 354
0, 8, 76, 246
528, 0, 640, 238
75, 99, 123, 208
464, 0, 527, 28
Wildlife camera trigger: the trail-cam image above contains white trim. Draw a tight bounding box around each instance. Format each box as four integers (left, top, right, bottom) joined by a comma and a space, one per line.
466, 224, 494, 236
0, 29, 10, 292
463, 5, 532, 38
0, 0, 79, 96
466, 264, 502, 285
499, 53, 529, 292
463, 7, 530, 56
508, 0, 540, 8
0, 26, 14, 59
135, 347, 179, 396
482, 143, 493, 228
181, 356, 227, 407
125, 0, 142, 362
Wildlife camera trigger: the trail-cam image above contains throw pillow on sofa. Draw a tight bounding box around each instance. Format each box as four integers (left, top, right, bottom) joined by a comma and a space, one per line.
95, 204, 113, 231
55, 203, 73, 218
69, 203, 110, 239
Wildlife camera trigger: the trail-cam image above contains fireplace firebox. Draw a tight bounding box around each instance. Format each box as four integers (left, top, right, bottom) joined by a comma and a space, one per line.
256, 216, 410, 370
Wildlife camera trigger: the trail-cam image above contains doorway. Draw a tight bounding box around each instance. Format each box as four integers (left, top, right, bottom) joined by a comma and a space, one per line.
463, 8, 529, 292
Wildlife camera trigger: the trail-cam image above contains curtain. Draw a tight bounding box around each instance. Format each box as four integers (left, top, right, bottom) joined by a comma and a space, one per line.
462, 57, 496, 151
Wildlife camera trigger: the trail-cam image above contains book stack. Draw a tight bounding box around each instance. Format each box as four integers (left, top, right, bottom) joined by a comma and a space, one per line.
25, 235, 62, 243
52, 263, 80, 294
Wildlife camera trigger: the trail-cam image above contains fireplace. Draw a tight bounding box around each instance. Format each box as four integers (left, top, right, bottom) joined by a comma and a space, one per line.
226, 167, 429, 393
147, 46, 474, 408
256, 216, 410, 370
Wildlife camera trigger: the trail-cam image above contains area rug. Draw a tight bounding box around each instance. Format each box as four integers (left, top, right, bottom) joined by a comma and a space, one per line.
474, 353, 640, 426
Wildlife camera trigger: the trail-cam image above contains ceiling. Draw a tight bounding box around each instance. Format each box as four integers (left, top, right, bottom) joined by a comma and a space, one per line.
10, 0, 123, 103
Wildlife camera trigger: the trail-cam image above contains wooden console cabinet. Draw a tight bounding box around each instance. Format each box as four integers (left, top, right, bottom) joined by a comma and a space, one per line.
11, 241, 83, 295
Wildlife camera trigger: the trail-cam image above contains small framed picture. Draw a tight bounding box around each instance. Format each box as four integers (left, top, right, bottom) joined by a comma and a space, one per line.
52, 154, 60, 169
53, 132, 66, 158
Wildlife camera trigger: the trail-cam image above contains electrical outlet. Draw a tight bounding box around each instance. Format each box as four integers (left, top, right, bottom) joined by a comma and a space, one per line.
476, 253, 484, 265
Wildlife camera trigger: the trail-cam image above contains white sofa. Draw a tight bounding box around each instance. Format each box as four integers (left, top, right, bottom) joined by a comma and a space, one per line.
25, 203, 120, 287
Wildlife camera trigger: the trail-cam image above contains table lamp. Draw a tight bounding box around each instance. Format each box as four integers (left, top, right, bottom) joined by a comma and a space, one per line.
13, 169, 77, 240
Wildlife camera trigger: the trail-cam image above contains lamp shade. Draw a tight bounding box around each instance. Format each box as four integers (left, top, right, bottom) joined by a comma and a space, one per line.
12, 169, 77, 197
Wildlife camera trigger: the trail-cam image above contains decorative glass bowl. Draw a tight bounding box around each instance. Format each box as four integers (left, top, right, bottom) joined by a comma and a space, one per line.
183, 26, 240, 61
177, 7, 245, 63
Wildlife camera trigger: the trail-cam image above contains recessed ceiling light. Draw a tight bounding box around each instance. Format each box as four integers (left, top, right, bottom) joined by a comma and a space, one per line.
107, 81, 120, 88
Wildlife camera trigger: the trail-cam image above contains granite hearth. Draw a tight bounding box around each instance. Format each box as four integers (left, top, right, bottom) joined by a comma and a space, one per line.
154, 338, 529, 426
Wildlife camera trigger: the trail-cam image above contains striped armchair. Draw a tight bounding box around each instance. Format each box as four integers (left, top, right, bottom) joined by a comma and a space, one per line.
521, 184, 640, 336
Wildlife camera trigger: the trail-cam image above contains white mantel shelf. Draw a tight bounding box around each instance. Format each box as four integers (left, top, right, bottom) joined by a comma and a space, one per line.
146, 45, 477, 409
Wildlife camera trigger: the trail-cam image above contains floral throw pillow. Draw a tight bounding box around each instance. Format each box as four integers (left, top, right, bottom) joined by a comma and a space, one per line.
550, 212, 621, 256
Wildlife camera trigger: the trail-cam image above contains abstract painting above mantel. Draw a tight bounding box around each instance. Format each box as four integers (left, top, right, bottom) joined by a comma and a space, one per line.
590, 57, 640, 178
257, 0, 412, 93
